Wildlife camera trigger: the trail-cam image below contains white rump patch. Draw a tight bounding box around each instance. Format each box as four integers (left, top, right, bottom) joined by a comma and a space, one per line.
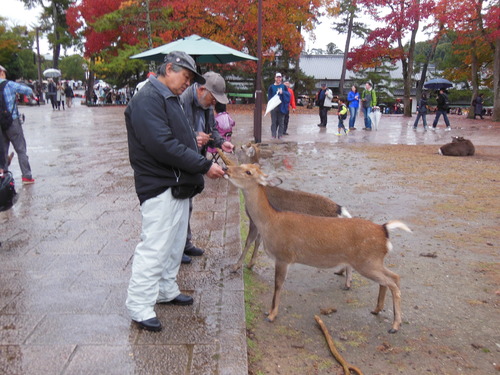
386, 239, 393, 252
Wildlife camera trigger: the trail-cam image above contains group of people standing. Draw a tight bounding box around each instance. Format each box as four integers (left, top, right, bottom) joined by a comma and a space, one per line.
46, 79, 74, 110
314, 81, 377, 132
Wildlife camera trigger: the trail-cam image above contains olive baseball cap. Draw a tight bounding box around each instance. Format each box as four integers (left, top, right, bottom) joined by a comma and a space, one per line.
163, 51, 205, 84
202, 72, 229, 104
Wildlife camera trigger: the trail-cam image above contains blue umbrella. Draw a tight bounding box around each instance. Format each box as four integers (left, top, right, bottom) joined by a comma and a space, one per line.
424, 78, 453, 90
130, 34, 258, 64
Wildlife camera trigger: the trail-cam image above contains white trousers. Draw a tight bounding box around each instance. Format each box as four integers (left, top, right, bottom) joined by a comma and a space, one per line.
126, 188, 189, 322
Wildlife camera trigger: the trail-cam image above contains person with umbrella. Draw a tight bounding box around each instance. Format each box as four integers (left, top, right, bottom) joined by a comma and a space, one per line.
431, 88, 451, 131
47, 78, 57, 110
0, 65, 35, 184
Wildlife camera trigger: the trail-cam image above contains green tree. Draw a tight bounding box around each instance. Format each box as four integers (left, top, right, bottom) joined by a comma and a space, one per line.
59, 54, 86, 81
0, 19, 38, 80
20, 0, 75, 69
329, 0, 369, 95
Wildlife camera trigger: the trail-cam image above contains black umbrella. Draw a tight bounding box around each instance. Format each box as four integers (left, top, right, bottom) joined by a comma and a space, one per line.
424, 78, 453, 90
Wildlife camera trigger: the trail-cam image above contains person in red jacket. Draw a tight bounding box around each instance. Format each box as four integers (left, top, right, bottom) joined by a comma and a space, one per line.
283, 80, 296, 135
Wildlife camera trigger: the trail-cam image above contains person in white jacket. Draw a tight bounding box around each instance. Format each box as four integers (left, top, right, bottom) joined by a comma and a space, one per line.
316, 83, 334, 127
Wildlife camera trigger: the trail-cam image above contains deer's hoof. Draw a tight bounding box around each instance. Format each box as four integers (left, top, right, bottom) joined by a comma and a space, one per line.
370, 310, 380, 316
342, 285, 351, 291
388, 328, 398, 334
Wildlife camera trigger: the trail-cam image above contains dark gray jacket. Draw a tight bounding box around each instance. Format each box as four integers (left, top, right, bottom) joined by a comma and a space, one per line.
125, 76, 212, 204
180, 84, 224, 155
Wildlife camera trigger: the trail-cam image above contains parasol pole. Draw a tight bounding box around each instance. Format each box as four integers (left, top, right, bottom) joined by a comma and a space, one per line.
253, 0, 263, 143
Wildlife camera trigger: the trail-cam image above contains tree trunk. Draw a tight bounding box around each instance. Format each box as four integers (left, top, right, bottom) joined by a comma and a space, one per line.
416, 26, 443, 102
52, 1, 60, 69
468, 41, 479, 119
339, 3, 355, 97
493, 36, 500, 121
404, 26, 418, 117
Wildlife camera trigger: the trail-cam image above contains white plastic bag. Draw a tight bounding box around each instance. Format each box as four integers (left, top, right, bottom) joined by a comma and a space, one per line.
264, 93, 281, 116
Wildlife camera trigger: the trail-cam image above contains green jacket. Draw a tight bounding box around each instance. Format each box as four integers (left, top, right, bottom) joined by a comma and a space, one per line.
361, 89, 377, 108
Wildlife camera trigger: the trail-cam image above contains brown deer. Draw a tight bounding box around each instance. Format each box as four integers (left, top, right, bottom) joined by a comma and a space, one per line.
232, 185, 353, 289
439, 136, 475, 156
225, 164, 411, 333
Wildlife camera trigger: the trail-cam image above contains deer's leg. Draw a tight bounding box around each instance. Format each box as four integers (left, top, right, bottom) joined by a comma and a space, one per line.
383, 268, 402, 333
247, 234, 261, 269
344, 265, 353, 290
231, 218, 259, 273
266, 260, 289, 322
372, 285, 387, 315
357, 265, 402, 333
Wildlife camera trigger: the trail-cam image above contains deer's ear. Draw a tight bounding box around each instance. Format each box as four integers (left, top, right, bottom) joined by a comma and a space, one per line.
265, 176, 283, 187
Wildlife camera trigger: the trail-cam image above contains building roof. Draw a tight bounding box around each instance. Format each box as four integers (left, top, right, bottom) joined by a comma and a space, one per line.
298, 53, 405, 83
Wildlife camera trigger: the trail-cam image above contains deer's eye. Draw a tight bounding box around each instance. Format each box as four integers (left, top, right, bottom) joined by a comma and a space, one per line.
246, 171, 252, 175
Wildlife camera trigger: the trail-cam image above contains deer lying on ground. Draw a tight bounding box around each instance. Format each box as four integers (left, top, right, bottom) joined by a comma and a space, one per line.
225, 163, 411, 333
439, 136, 475, 156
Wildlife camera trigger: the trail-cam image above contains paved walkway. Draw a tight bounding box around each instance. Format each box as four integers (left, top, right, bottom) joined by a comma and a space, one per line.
1, 102, 497, 374
0, 103, 246, 374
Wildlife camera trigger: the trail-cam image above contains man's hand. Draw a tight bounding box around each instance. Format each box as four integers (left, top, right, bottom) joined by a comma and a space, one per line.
206, 163, 225, 179
197, 132, 211, 148
221, 141, 234, 153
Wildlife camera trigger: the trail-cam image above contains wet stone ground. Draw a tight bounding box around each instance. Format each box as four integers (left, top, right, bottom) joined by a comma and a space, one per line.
230, 109, 499, 375
0, 103, 247, 375
0, 102, 498, 375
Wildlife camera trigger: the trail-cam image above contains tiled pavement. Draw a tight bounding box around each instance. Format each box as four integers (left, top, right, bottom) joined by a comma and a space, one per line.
0, 103, 247, 374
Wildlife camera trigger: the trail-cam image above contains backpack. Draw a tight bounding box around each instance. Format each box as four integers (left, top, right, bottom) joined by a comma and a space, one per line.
340, 104, 347, 120
0, 81, 13, 131
0, 171, 17, 212
442, 93, 450, 110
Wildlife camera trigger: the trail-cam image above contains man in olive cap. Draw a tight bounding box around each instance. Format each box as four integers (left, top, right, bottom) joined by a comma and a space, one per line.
125, 52, 226, 332
180, 71, 234, 261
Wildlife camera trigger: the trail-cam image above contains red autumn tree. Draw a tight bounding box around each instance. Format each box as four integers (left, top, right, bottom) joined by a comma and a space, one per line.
348, 0, 435, 116
67, 0, 323, 64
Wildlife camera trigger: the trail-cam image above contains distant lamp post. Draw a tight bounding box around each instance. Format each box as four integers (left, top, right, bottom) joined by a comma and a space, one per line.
35, 27, 45, 104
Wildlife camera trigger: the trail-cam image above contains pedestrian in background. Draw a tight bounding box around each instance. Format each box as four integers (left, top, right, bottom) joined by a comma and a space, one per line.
336, 97, 349, 135
47, 79, 57, 110
316, 83, 333, 127
431, 88, 451, 131
347, 85, 360, 130
473, 93, 484, 119
283, 79, 296, 135
361, 82, 377, 130
56, 83, 65, 110
0, 64, 35, 184
64, 83, 74, 108
413, 93, 428, 131
267, 72, 290, 138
